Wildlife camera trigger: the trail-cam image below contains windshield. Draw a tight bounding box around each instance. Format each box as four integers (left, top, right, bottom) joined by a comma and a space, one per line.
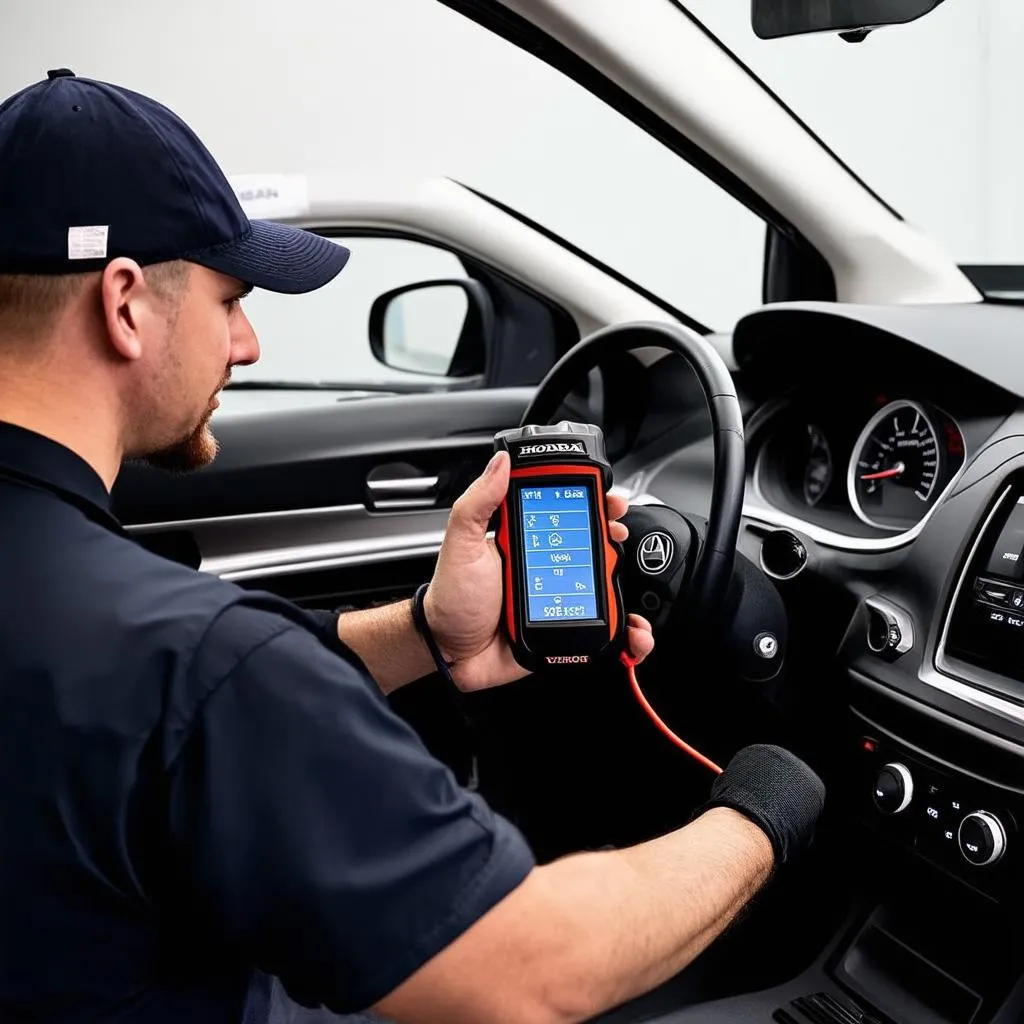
686, 0, 1023, 296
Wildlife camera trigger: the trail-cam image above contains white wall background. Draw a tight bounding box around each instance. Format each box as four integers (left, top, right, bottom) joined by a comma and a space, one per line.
1, 0, 1022, 373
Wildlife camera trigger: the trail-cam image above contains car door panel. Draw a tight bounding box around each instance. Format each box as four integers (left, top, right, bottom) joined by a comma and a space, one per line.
114, 387, 533, 587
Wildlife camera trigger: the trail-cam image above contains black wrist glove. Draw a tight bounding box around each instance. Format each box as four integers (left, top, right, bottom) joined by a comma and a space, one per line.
698, 744, 825, 866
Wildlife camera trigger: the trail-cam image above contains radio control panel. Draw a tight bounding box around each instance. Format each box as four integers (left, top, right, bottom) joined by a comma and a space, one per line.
855, 736, 1020, 901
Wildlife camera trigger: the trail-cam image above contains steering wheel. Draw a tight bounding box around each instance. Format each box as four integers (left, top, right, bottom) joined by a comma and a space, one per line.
521, 321, 745, 639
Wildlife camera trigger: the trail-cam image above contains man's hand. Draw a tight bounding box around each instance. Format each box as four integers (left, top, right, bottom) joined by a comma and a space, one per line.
697, 745, 826, 866
425, 450, 655, 692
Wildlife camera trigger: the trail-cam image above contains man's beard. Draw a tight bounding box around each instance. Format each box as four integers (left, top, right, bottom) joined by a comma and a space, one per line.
144, 415, 218, 471
144, 377, 226, 473
143, 408, 219, 474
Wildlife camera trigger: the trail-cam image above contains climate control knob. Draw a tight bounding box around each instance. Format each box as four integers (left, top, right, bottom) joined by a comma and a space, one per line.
958, 811, 1007, 866
872, 762, 914, 814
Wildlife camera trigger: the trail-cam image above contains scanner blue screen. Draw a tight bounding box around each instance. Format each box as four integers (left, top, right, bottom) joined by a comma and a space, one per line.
519, 484, 600, 623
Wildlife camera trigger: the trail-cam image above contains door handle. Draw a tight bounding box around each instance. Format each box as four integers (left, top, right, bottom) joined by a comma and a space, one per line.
366, 475, 439, 496
366, 469, 439, 510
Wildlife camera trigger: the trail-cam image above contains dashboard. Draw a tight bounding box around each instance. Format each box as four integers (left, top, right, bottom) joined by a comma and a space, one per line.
639, 300, 1024, 915
737, 304, 1014, 549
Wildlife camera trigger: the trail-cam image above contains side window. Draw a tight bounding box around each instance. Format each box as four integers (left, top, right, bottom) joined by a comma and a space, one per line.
234, 236, 472, 386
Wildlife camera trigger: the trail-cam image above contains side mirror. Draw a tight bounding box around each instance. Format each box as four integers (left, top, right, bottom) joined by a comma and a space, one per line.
369, 279, 495, 382
751, 0, 948, 41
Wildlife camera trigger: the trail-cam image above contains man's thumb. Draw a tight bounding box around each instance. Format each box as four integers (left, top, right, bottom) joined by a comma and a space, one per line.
448, 451, 510, 538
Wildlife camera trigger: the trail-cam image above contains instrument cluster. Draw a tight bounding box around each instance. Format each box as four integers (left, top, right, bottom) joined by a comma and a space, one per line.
754, 395, 966, 535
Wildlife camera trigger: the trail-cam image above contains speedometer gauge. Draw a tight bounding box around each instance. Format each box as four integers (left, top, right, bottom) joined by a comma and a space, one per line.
848, 400, 947, 531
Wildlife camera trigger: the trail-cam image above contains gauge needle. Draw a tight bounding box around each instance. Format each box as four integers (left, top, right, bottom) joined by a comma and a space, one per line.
861, 461, 905, 481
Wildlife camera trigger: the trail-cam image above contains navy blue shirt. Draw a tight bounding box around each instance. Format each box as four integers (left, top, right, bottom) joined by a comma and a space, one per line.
0, 422, 534, 1023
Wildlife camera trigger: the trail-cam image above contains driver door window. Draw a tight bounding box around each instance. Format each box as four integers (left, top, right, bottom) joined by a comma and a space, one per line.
233, 236, 472, 387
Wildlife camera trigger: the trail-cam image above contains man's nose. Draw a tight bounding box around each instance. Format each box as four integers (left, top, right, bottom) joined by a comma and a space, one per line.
231, 310, 260, 367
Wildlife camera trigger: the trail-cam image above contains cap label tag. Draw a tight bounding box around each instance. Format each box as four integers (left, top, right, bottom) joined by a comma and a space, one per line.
68, 225, 109, 260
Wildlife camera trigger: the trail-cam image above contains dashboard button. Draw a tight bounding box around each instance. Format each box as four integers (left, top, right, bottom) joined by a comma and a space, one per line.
958, 811, 1007, 866
873, 762, 913, 814
921, 795, 946, 829
918, 816, 959, 861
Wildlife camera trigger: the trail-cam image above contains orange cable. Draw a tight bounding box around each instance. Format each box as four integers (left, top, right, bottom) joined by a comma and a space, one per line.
620, 651, 723, 775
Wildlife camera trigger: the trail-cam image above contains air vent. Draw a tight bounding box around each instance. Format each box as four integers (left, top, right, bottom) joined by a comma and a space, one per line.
941, 476, 1024, 690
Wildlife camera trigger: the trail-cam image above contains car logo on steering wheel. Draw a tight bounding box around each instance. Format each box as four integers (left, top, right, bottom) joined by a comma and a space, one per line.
638, 532, 674, 575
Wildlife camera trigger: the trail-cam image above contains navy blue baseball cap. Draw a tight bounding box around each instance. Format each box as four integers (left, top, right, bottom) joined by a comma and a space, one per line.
0, 70, 349, 293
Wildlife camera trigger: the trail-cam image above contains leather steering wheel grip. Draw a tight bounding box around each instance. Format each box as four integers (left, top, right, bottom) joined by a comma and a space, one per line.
520, 320, 745, 630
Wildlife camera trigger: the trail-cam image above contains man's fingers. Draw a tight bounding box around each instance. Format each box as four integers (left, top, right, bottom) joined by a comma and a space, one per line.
446, 452, 510, 545
608, 493, 629, 544
607, 493, 629, 521
626, 613, 655, 664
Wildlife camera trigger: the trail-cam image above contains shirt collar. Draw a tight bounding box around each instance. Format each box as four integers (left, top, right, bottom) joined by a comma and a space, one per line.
0, 421, 118, 525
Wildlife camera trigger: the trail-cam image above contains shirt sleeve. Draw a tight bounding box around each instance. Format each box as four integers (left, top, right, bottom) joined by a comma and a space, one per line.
164, 605, 535, 1014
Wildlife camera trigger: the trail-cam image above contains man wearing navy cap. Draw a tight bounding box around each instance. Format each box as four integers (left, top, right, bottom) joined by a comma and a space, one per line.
0, 71, 824, 1023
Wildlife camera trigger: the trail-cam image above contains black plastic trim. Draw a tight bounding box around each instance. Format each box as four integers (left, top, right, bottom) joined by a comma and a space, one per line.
763, 224, 837, 304
960, 265, 1024, 304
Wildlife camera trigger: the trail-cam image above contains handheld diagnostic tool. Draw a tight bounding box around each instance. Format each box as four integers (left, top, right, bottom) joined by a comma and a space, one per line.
494, 422, 625, 673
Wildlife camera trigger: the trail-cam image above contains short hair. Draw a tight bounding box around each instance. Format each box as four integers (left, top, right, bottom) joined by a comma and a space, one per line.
0, 260, 190, 345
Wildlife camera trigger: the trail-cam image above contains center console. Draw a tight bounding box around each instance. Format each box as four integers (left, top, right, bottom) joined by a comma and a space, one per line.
845, 472, 1024, 903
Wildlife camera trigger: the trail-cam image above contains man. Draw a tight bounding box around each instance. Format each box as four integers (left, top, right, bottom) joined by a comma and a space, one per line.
0, 71, 824, 1024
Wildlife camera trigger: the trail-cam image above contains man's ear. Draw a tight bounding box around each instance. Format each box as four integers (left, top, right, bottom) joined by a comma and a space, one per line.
99, 258, 150, 362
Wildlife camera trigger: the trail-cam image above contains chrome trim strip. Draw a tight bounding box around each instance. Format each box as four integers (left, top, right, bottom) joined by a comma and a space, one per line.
370, 498, 438, 511
749, 445, 969, 554
200, 526, 448, 578
126, 503, 365, 534
742, 498, 918, 552
852, 678, 1024, 764
617, 437, 949, 552
745, 396, 970, 552
924, 483, 1024, 726
126, 503, 452, 582
213, 537, 446, 582
918, 669, 1024, 728
933, 483, 1010, 661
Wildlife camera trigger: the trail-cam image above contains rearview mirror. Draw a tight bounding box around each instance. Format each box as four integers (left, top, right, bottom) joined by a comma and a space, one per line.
369, 279, 495, 380
751, 0, 949, 40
